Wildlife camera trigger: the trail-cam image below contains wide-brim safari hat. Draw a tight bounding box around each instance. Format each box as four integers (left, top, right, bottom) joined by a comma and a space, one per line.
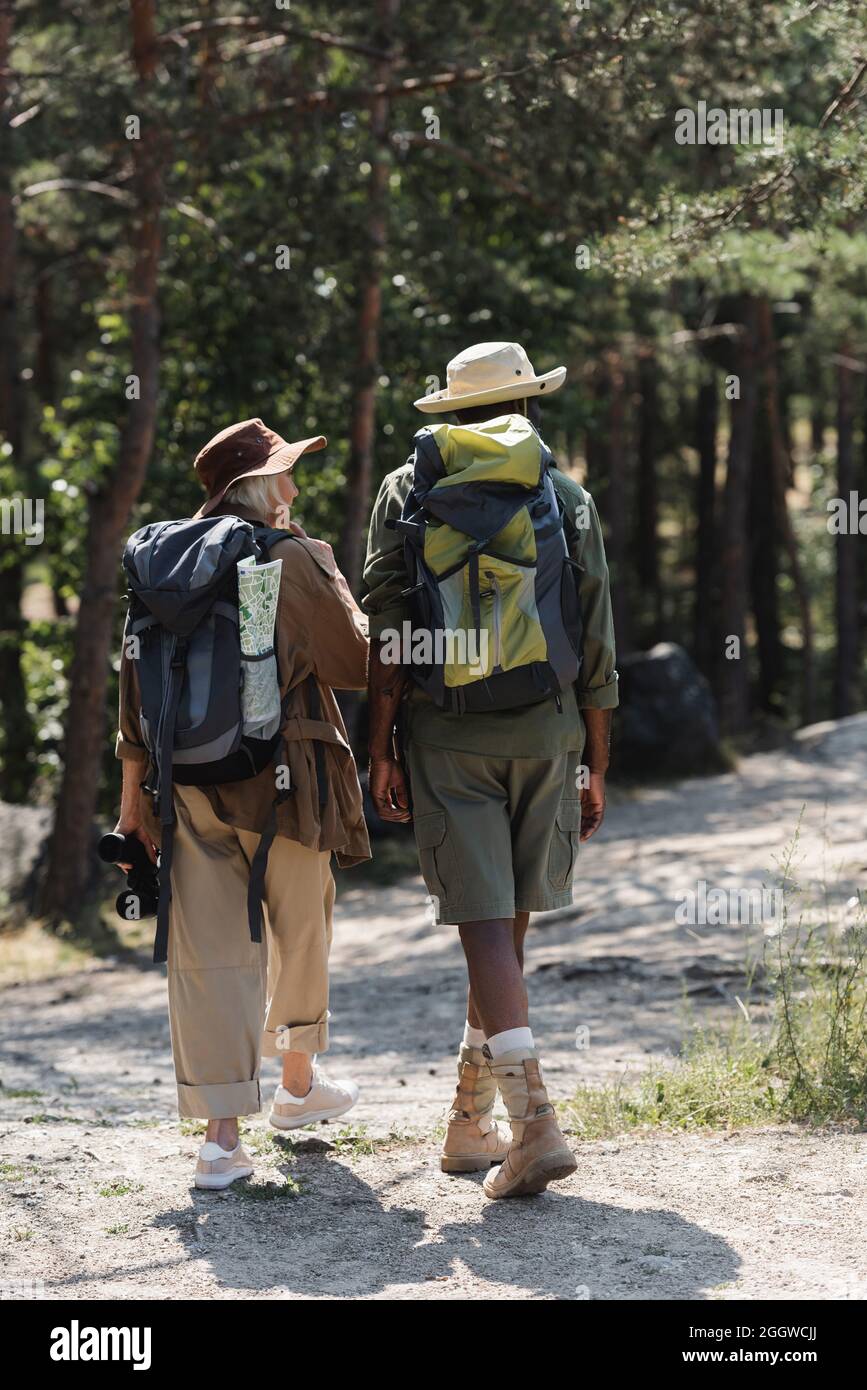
193, 417, 326, 518
414, 341, 566, 414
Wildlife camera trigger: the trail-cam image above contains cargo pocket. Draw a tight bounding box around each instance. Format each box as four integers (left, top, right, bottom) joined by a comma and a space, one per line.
414, 810, 460, 905
547, 798, 581, 890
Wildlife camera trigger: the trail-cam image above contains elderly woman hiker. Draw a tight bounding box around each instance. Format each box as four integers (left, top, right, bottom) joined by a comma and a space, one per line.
114, 418, 371, 1189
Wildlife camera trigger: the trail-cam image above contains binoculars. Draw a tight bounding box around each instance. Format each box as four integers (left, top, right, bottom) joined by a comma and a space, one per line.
98, 831, 160, 921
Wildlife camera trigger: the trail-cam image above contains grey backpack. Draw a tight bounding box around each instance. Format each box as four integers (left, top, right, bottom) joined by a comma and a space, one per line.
122, 514, 326, 963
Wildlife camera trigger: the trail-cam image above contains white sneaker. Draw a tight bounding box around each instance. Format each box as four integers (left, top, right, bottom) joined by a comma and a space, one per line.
194, 1140, 254, 1190
269, 1067, 360, 1130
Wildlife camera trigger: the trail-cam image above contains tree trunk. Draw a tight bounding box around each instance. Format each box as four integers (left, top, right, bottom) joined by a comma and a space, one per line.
635, 348, 661, 642
693, 371, 718, 676
34, 272, 58, 404
748, 406, 783, 712
755, 297, 815, 726
584, 361, 609, 489
338, 0, 400, 593
196, 0, 220, 111
34, 269, 69, 614
833, 344, 859, 717
40, 0, 163, 917
809, 353, 825, 459
564, 425, 576, 472
604, 348, 632, 655
860, 389, 867, 645
0, 0, 36, 802
718, 299, 759, 736
779, 380, 795, 486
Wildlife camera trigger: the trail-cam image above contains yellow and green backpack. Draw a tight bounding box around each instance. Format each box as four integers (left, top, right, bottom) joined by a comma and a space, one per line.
387, 414, 583, 712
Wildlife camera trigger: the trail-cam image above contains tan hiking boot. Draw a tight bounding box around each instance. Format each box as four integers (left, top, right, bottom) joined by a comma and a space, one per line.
482, 1049, 576, 1199
441, 1043, 511, 1173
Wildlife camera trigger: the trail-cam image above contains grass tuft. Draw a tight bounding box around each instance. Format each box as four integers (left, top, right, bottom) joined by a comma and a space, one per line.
235, 1174, 302, 1201
562, 1025, 780, 1140
98, 1180, 143, 1197
564, 834, 867, 1138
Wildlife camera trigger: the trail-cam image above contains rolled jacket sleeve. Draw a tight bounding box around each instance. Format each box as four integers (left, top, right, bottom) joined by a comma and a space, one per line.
570, 489, 619, 709
361, 464, 413, 639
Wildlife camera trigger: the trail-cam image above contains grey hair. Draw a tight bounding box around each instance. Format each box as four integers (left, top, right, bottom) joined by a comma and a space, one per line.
222, 471, 288, 521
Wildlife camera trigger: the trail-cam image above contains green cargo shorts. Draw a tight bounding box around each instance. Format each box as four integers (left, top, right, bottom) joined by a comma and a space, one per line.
405, 741, 582, 924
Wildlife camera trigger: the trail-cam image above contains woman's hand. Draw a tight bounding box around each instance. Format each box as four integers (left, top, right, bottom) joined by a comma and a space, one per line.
114, 763, 158, 873
112, 816, 158, 873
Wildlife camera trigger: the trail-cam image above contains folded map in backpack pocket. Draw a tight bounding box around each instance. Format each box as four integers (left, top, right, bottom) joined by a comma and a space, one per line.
237, 556, 283, 739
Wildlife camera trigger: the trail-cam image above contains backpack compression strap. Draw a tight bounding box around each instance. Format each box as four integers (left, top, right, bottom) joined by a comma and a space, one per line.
245, 686, 293, 945
244, 674, 329, 945
152, 635, 188, 965
305, 673, 329, 809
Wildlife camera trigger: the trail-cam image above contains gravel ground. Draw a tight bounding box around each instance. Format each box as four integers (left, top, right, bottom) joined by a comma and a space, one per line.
2, 717, 866, 1300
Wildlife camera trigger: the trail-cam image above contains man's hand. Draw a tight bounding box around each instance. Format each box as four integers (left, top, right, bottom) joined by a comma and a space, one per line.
579, 771, 606, 842
112, 815, 158, 873
369, 756, 411, 823
367, 640, 410, 822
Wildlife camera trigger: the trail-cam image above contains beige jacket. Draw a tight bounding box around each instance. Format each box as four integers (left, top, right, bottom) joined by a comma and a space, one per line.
116, 505, 371, 867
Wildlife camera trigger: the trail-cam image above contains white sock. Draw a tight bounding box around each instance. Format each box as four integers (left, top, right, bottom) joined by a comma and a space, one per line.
463, 1021, 486, 1049
486, 1027, 534, 1058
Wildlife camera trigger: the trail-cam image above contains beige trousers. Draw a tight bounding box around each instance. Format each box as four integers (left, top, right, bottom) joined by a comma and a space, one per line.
167, 784, 334, 1119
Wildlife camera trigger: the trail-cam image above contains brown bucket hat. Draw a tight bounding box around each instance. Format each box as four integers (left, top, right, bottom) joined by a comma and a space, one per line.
193, 418, 327, 518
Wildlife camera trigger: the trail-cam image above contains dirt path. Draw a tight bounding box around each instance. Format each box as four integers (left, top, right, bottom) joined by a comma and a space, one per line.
2, 718, 866, 1300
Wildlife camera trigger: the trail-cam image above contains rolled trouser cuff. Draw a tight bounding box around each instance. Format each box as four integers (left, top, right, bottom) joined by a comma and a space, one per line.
262, 1015, 330, 1058
176, 1078, 261, 1120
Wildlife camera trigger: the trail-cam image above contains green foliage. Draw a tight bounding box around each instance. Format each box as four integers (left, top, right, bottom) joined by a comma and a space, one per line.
563, 1026, 781, 1139
767, 874, 867, 1124
563, 850, 867, 1138
2, 0, 866, 802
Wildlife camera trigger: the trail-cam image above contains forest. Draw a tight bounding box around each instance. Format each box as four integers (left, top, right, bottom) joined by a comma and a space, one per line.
0, 0, 865, 919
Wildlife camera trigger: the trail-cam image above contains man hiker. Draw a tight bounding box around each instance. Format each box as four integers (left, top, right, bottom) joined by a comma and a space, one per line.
362, 341, 618, 1199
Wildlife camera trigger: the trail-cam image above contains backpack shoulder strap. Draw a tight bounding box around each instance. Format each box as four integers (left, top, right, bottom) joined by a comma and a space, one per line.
252, 524, 294, 559
152, 632, 188, 964
384, 440, 442, 544
384, 460, 424, 539
549, 467, 587, 561
412, 429, 447, 501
